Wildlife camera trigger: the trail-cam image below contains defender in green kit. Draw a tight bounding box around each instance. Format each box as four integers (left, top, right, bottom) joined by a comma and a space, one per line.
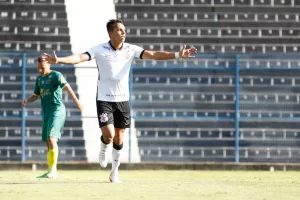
22, 56, 83, 178
35, 69, 67, 141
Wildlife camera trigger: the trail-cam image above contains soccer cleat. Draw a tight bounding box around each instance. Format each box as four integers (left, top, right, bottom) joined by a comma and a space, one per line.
36, 172, 49, 179
45, 170, 58, 178
99, 146, 108, 168
36, 170, 57, 179
109, 171, 122, 183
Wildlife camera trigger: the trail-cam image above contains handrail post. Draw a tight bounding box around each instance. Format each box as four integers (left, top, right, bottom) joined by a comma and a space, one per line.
234, 55, 240, 163
21, 53, 27, 162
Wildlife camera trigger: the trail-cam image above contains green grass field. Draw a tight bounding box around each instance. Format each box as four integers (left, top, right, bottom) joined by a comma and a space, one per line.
0, 170, 299, 200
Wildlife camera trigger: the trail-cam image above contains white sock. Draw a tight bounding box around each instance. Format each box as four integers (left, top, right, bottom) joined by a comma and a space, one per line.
100, 141, 108, 150
111, 148, 122, 174
100, 136, 109, 151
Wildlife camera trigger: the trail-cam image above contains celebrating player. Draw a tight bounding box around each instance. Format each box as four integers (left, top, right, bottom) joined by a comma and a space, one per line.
43, 19, 197, 183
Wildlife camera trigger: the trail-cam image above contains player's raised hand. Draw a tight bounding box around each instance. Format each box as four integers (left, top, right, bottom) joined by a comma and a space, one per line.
43, 50, 58, 64
179, 44, 197, 58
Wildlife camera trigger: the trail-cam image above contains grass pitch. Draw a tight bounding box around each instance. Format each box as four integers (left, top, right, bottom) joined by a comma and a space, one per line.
0, 170, 299, 200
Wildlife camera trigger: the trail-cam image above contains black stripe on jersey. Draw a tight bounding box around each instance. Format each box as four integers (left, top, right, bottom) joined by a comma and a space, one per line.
140, 50, 145, 59
85, 51, 92, 61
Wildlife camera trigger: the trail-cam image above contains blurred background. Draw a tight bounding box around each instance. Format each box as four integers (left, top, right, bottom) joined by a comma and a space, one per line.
1, 0, 300, 165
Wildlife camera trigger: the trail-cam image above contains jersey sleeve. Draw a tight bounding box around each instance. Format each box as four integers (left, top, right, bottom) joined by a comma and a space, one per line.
57, 72, 68, 89
131, 44, 145, 59
33, 78, 40, 96
86, 45, 100, 61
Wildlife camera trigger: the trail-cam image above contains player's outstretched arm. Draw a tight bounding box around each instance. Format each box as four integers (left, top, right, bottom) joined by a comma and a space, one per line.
63, 84, 83, 111
21, 95, 39, 107
43, 51, 90, 65
142, 44, 197, 60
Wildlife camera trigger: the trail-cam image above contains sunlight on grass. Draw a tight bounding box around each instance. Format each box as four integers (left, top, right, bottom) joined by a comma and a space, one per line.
0, 170, 299, 200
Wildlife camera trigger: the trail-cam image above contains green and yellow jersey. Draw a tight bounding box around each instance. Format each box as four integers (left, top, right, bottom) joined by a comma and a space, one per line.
33, 70, 68, 117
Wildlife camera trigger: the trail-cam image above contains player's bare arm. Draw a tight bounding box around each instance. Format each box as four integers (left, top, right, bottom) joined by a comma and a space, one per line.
63, 84, 84, 111
21, 95, 39, 107
142, 44, 197, 60
43, 51, 90, 65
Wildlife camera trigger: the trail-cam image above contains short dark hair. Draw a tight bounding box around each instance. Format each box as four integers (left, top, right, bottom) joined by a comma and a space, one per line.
106, 19, 124, 33
37, 56, 44, 63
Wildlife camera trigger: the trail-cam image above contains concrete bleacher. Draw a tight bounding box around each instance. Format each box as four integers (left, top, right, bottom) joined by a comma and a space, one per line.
114, 0, 300, 162
0, 0, 88, 162
116, 0, 300, 55
0, 0, 123, 163
132, 67, 236, 162
0, 0, 71, 52
1, 0, 300, 163
132, 66, 300, 162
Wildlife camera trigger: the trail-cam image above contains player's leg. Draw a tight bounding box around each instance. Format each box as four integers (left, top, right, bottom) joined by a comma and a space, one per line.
109, 101, 130, 183
43, 118, 53, 171
46, 137, 58, 178
109, 128, 125, 183
99, 124, 115, 168
45, 115, 65, 178
97, 101, 115, 168
37, 118, 50, 178
46, 140, 51, 170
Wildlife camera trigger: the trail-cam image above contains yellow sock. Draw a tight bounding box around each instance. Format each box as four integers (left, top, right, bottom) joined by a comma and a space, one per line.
47, 151, 53, 170
49, 147, 59, 171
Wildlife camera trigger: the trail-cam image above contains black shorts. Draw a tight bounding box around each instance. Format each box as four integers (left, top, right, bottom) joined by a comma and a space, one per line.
96, 100, 130, 128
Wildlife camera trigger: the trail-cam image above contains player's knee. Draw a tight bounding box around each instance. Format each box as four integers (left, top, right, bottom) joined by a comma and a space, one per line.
101, 134, 113, 144
114, 129, 125, 140
105, 135, 114, 143
47, 137, 58, 149
113, 135, 124, 144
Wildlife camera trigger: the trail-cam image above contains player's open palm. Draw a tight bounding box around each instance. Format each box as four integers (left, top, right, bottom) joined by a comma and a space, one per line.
43, 51, 58, 64
179, 44, 197, 58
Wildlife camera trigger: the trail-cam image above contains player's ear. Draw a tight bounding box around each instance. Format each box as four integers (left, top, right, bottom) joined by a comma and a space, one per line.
108, 31, 113, 38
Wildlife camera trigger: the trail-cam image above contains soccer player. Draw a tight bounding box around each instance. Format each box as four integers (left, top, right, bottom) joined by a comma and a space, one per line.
21, 56, 83, 178
43, 19, 197, 183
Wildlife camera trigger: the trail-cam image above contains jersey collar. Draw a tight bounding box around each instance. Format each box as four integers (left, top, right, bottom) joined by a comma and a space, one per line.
109, 40, 123, 51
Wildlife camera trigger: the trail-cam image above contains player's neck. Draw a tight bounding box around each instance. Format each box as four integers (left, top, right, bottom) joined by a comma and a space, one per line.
109, 40, 123, 50
41, 70, 52, 76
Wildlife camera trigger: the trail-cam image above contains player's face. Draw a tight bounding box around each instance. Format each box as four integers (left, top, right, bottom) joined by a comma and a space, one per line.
37, 61, 50, 75
111, 23, 126, 43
